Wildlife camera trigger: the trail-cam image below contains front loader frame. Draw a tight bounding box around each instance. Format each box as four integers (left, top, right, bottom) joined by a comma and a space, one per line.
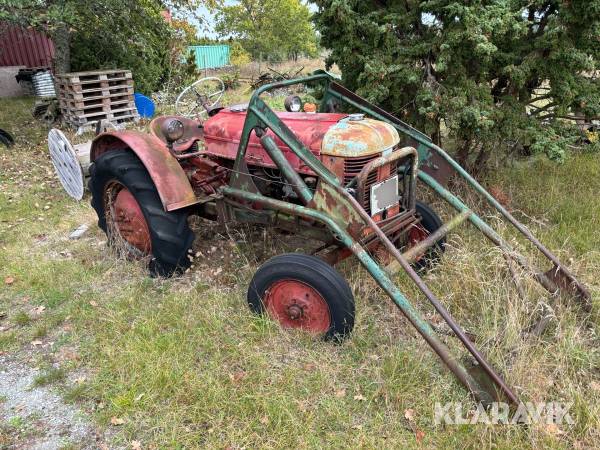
217, 71, 591, 406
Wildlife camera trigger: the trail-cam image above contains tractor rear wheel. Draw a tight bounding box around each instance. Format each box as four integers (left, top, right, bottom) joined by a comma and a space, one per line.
406, 200, 446, 270
247, 254, 355, 341
89, 150, 194, 277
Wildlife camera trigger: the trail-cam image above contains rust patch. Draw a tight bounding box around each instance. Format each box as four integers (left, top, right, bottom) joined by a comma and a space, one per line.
91, 131, 198, 212
321, 117, 400, 157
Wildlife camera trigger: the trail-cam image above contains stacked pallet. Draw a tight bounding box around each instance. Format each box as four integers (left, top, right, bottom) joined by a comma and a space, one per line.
55, 69, 138, 128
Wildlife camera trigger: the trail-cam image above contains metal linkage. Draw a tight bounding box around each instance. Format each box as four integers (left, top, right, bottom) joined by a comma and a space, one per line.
418, 171, 562, 298
223, 72, 525, 406
324, 80, 590, 308
222, 186, 511, 406
399, 209, 472, 266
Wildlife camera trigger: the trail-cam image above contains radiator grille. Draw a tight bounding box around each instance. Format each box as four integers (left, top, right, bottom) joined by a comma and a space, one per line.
343, 155, 399, 215
343, 154, 378, 186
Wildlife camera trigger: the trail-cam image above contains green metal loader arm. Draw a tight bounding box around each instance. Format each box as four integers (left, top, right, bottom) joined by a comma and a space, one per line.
321, 78, 590, 306
221, 72, 531, 406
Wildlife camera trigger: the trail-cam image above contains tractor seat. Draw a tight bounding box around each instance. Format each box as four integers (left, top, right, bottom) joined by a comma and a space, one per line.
150, 115, 204, 153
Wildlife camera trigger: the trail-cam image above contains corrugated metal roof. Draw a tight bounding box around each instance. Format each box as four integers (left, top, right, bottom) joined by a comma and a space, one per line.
0, 23, 55, 69
188, 45, 230, 69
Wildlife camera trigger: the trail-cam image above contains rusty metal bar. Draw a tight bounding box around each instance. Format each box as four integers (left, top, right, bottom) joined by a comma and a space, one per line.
221, 186, 499, 405
258, 132, 313, 204
399, 209, 472, 266
418, 170, 563, 297
424, 143, 590, 305
329, 185, 520, 406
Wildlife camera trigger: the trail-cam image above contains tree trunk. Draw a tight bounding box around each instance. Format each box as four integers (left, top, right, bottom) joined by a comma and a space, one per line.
51, 22, 70, 74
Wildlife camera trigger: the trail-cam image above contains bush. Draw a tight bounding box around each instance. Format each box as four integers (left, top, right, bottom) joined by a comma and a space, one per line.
312, 0, 600, 172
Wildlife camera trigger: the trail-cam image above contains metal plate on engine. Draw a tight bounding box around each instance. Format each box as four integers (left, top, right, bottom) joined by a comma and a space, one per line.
370, 175, 399, 216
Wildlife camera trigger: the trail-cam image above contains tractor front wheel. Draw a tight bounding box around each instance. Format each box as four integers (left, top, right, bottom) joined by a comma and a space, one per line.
247, 254, 355, 341
406, 200, 446, 270
89, 150, 194, 277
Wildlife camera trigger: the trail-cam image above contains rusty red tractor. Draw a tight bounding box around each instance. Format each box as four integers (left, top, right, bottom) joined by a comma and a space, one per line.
85, 71, 590, 406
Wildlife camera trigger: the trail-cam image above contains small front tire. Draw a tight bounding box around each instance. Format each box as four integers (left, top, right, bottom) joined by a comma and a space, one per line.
247, 253, 355, 341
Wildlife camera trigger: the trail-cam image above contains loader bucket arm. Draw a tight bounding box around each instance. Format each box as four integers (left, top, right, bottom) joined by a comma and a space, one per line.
220, 73, 526, 406
323, 81, 591, 308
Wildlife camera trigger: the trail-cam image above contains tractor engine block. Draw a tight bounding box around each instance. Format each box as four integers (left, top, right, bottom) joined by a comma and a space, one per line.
187, 157, 229, 197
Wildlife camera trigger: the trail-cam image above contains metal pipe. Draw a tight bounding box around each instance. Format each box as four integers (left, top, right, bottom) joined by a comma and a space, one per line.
418, 170, 560, 297
259, 133, 313, 204
249, 101, 340, 187
398, 209, 472, 267
222, 186, 504, 406
328, 184, 520, 406
355, 146, 418, 211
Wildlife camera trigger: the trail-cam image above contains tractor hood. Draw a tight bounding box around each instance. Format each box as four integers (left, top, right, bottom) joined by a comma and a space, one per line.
320, 114, 399, 157
202, 109, 400, 171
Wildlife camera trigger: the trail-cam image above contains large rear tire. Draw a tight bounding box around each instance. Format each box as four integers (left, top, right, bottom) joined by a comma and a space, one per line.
89, 150, 194, 277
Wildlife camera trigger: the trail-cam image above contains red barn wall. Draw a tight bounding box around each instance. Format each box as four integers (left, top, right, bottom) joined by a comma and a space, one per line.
0, 23, 55, 69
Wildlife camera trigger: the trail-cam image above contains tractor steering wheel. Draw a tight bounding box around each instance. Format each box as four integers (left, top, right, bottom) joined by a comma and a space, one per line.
175, 77, 225, 120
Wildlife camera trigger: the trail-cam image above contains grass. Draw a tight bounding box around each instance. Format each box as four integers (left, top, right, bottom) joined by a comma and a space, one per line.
1, 86, 599, 448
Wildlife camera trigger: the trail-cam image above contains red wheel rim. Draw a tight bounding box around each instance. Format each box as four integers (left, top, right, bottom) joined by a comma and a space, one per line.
105, 182, 151, 254
407, 223, 429, 261
263, 280, 331, 334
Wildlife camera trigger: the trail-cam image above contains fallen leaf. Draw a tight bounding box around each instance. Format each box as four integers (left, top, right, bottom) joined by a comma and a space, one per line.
4, 276, 15, 285
89, 300, 98, 307
545, 423, 564, 435
131, 440, 142, 450
404, 408, 415, 422
110, 417, 125, 426
229, 371, 246, 383
353, 394, 366, 401
31, 305, 46, 315
335, 389, 346, 398
415, 428, 425, 443
303, 363, 316, 371
260, 415, 269, 425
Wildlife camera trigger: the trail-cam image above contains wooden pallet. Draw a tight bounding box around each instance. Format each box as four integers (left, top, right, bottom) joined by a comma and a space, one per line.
60, 95, 135, 112
60, 106, 139, 124
59, 86, 135, 102
54, 70, 132, 85
55, 69, 138, 128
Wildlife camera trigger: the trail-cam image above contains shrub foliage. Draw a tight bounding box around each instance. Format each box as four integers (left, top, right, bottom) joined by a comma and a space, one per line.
312, 0, 600, 171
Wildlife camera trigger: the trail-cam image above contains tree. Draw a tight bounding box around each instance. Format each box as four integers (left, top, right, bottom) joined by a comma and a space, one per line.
0, 0, 213, 92
311, 1, 600, 172
215, 0, 318, 61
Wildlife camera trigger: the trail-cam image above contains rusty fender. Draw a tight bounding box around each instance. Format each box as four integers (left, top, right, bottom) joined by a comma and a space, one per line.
90, 131, 199, 211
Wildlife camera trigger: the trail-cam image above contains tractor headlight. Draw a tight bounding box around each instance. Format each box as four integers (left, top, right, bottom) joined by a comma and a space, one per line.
163, 119, 185, 142
284, 95, 303, 112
